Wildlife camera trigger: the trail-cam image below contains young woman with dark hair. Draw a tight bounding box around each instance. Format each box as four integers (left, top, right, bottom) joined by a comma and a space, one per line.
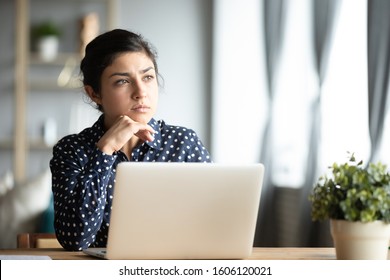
50, 29, 211, 251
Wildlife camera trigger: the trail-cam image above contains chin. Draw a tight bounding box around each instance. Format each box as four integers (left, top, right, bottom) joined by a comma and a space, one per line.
131, 116, 152, 124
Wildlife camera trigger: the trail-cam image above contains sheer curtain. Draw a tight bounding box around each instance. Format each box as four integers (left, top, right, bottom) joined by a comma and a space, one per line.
300, 0, 340, 246
212, 0, 389, 246
320, 0, 370, 169
255, 0, 286, 246
211, 0, 267, 165
367, 0, 390, 163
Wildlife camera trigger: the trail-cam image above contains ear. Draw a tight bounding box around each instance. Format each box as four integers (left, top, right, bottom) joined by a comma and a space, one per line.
85, 85, 102, 105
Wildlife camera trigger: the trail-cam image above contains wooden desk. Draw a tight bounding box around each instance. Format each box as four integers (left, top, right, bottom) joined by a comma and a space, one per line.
0, 247, 343, 260
249, 247, 338, 260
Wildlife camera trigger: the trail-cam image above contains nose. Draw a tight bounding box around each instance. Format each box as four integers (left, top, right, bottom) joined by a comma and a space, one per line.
132, 79, 147, 100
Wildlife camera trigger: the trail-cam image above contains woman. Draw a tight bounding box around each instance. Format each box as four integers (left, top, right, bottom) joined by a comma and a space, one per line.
50, 29, 212, 251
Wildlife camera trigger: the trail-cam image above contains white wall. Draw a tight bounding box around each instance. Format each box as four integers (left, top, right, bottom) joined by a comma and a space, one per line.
117, 0, 213, 149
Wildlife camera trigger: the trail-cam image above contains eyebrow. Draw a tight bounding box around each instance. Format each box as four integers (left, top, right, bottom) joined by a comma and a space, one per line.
141, 66, 154, 74
109, 67, 155, 78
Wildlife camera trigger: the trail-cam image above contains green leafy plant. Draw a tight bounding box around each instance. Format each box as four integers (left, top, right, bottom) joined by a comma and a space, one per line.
309, 153, 390, 223
31, 21, 61, 39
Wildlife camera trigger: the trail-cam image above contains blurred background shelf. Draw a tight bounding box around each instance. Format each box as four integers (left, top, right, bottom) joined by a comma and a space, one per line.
0, 139, 55, 150
29, 52, 81, 65
9, 0, 116, 184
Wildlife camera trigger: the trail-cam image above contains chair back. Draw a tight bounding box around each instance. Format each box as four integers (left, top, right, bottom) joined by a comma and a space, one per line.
17, 233, 61, 248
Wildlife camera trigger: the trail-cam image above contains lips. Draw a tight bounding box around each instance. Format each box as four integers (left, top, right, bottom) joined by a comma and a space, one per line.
131, 104, 150, 113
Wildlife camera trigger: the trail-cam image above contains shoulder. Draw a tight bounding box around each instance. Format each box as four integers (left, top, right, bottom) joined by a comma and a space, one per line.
158, 120, 199, 139
154, 119, 212, 162
55, 127, 92, 146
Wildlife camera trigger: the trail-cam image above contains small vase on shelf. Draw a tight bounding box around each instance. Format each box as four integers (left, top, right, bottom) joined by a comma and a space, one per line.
32, 21, 61, 62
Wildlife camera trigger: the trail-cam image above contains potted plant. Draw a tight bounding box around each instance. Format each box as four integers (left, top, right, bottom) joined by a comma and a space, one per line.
309, 153, 390, 259
31, 21, 61, 61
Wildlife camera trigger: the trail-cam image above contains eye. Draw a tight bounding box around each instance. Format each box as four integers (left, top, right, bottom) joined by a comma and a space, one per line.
143, 75, 155, 82
115, 79, 129, 85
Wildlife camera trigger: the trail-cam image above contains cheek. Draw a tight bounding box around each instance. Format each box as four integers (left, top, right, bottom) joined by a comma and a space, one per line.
150, 84, 159, 104
99, 90, 127, 111
102, 85, 128, 100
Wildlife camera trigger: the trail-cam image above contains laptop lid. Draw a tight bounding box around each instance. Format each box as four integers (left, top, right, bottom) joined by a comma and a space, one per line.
94, 162, 264, 260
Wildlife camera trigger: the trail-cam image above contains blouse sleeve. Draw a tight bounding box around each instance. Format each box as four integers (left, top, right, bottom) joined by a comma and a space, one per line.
186, 130, 212, 163
50, 136, 116, 251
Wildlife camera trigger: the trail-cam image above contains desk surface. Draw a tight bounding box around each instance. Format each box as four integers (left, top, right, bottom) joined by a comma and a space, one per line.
1, 247, 389, 260
0, 247, 342, 260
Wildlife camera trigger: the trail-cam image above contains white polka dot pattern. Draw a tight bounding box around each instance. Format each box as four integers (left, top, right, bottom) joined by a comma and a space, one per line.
50, 115, 211, 251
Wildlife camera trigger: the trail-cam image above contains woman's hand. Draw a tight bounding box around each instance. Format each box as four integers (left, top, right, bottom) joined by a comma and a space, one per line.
96, 115, 155, 155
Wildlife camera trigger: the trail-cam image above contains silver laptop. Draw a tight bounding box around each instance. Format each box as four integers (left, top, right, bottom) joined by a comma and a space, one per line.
84, 162, 264, 259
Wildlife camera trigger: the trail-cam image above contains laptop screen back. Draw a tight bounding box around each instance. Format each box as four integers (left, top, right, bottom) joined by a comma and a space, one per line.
105, 162, 264, 259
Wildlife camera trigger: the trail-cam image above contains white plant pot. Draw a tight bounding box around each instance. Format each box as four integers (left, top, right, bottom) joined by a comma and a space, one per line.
330, 219, 390, 260
37, 36, 59, 62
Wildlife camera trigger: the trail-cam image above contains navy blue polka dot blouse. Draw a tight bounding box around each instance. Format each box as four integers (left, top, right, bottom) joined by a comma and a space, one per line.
50, 115, 212, 251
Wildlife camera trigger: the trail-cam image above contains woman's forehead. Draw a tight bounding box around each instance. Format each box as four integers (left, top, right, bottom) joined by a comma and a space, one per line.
106, 52, 154, 72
